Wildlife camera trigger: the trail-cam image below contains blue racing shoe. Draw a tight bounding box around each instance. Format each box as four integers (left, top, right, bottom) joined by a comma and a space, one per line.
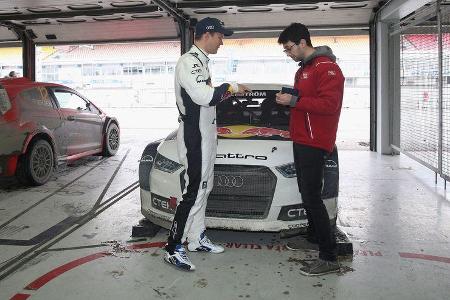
187, 231, 224, 253
164, 244, 196, 271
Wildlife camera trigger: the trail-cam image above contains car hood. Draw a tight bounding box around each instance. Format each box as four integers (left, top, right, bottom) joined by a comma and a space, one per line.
216, 139, 292, 166
158, 134, 293, 167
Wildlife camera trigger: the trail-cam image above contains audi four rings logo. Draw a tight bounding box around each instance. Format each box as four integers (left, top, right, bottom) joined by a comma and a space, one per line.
214, 175, 244, 188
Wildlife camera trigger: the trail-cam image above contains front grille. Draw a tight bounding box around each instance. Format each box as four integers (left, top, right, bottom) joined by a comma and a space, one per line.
206, 165, 277, 219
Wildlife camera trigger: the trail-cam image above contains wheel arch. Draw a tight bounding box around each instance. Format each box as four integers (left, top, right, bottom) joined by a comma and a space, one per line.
22, 131, 57, 166
103, 117, 119, 134
138, 140, 162, 191
102, 117, 119, 147
16, 132, 56, 185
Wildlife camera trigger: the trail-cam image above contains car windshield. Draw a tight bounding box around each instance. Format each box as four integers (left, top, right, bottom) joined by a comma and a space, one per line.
216, 90, 290, 129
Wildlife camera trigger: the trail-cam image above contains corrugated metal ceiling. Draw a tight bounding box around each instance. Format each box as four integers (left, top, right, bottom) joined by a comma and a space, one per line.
0, 1, 381, 43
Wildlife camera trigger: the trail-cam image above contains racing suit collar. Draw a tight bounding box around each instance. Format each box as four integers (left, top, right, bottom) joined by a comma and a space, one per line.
191, 44, 210, 64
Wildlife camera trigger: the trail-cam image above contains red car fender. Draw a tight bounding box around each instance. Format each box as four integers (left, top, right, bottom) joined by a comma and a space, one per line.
4, 155, 19, 176
21, 128, 57, 158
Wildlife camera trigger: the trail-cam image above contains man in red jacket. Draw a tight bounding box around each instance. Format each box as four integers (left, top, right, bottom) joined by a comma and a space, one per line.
276, 23, 345, 276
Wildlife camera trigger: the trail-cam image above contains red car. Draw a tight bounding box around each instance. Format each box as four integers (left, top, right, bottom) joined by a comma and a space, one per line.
0, 77, 120, 185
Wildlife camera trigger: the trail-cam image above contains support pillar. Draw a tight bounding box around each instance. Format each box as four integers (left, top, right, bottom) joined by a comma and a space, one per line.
376, 21, 392, 154
22, 29, 36, 81
179, 21, 193, 55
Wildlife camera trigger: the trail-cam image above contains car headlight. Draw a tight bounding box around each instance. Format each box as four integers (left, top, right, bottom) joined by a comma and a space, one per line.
275, 163, 296, 178
154, 153, 182, 173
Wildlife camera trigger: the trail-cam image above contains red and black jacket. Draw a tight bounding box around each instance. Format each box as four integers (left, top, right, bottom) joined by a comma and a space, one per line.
290, 46, 345, 153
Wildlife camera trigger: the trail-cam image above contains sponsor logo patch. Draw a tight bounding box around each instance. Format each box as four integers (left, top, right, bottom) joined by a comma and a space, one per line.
152, 194, 177, 213
278, 204, 307, 221
236, 91, 267, 97
216, 153, 267, 160
325, 160, 338, 168
217, 125, 290, 139
196, 75, 207, 83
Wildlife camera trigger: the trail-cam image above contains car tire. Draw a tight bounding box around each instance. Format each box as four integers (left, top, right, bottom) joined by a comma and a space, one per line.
17, 139, 54, 186
103, 122, 120, 156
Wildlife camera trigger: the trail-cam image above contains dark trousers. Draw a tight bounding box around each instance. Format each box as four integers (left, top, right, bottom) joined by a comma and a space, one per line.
293, 143, 337, 261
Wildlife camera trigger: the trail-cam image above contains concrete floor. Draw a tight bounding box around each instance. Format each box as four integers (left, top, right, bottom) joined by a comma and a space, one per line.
0, 131, 449, 300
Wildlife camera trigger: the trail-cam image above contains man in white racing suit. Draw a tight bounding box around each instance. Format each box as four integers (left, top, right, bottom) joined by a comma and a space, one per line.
164, 17, 250, 271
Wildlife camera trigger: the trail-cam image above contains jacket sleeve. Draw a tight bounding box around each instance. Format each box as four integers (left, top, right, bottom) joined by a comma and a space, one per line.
293, 62, 344, 115
177, 55, 233, 107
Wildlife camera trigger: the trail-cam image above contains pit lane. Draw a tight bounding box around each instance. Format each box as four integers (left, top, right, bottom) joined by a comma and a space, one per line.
1, 130, 450, 300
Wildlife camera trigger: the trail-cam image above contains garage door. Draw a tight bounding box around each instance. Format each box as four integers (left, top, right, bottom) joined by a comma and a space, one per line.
392, 1, 450, 182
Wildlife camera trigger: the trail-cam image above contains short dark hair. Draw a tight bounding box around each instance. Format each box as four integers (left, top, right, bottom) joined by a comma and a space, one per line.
278, 23, 312, 47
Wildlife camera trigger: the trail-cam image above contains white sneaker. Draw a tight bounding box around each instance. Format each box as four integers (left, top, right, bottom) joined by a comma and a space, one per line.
187, 231, 224, 253
164, 244, 196, 271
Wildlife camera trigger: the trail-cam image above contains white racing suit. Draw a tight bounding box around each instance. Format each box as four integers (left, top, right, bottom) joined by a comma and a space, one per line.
166, 45, 235, 252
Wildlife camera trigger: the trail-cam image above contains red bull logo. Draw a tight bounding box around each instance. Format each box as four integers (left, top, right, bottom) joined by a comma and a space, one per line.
217, 125, 290, 139
217, 127, 233, 135
241, 127, 290, 139
168, 196, 178, 210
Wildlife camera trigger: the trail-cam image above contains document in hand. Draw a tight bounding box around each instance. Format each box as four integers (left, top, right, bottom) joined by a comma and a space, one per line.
281, 87, 298, 96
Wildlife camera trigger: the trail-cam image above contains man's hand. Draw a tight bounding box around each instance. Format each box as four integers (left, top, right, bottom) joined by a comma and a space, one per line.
236, 83, 252, 94
276, 92, 293, 106
228, 83, 251, 94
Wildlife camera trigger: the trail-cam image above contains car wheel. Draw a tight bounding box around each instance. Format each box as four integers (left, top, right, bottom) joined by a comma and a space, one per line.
18, 139, 54, 186
103, 122, 120, 156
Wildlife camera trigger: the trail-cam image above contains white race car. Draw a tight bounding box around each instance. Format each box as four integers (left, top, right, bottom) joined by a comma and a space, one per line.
139, 84, 338, 233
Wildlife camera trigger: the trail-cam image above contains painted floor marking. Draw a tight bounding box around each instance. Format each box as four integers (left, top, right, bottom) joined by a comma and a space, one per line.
25, 252, 110, 290
9, 241, 165, 299
10, 294, 31, 300
399, 252, 450, 264
8, 242, 450, 299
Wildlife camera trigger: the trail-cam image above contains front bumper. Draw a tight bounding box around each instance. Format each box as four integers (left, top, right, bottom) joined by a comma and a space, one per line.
140, 188, 337, 232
